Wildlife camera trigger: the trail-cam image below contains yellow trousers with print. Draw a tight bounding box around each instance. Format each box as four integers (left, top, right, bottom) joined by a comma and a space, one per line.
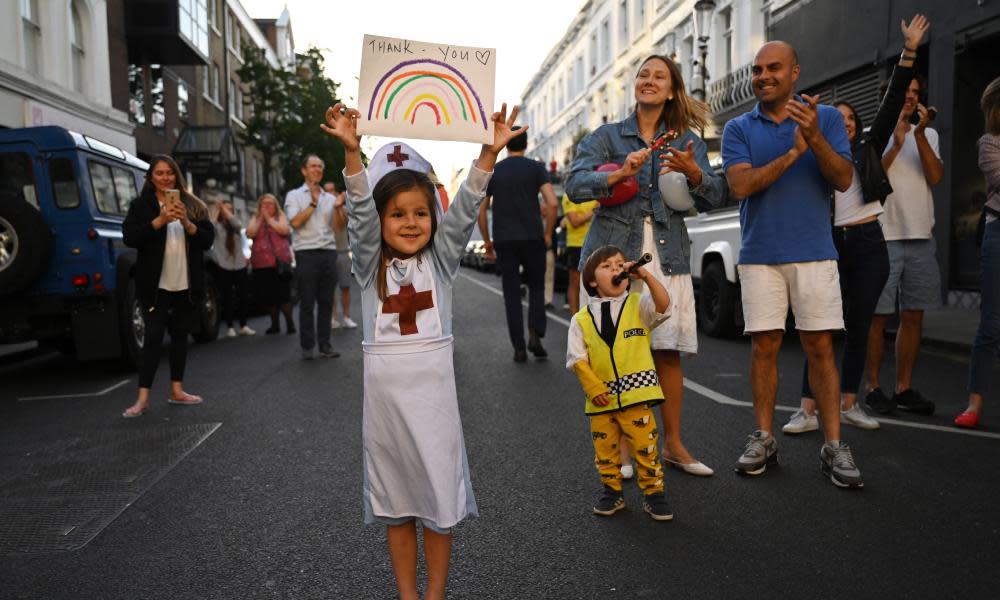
590, 403, 664, 494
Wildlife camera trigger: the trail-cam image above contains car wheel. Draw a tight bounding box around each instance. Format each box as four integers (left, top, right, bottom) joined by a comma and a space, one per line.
119, 277, 144, 370
0, 199, 51, 297
698, 260, 739, 338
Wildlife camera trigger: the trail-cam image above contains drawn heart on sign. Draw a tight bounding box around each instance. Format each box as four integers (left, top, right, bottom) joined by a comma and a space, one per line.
475, 50, 491, 65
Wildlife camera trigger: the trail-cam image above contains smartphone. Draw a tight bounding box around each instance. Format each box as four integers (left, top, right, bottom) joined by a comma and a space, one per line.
909, 105, 937, 125
164, 189, 182, 211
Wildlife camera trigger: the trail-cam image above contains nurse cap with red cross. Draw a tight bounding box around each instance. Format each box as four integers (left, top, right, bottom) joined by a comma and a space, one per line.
366, 141, 443, 220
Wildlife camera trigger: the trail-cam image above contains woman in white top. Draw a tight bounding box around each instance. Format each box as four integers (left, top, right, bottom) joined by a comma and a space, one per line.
121, 155, 214, 418
213, 199, 254, 338
784, 15, 930, 435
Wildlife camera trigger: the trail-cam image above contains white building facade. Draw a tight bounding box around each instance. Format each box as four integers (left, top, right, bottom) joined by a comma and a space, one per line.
0, 0, 134, 152
522, 0, 795, 173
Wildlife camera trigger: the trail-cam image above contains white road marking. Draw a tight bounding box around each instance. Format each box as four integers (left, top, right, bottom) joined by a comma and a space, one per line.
18, 379, 131, 402
458, 272, 1000, 441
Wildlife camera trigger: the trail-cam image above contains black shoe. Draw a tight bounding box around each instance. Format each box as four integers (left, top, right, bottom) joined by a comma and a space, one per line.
319, 347, 340, 358
286, 326, 297, 335
642, 492, 674, 521
527, 331, 548, 358
894, 388, 935, 416
513, 349, 527, 363
865, 388, 895, 415
265, 326, 280, 335
593, 486, 625, 516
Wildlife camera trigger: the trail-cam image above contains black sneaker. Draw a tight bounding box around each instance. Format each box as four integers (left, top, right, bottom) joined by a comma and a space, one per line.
894, 389, 935, 415
528, 330, 548, 358
865, 387, 895, 415
513, 349, 527, 363
592, 486, 625, 516
643, 492, 674, 521
318, 347, 340, 358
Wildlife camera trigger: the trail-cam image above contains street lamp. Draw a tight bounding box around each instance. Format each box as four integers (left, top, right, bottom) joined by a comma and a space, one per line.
692, 0, 716, 102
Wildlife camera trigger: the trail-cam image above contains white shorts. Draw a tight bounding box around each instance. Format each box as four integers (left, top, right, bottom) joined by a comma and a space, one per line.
738, 261, 844, 333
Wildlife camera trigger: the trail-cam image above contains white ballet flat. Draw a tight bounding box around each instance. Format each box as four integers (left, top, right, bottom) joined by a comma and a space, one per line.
664, 457, 714, 477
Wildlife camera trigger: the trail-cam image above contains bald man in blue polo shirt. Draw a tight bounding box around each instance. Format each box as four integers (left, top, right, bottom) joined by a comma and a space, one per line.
722, 41, 864, 489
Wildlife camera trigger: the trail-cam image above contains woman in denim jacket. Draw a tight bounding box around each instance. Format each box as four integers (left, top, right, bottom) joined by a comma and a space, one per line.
566, 54, 725, 476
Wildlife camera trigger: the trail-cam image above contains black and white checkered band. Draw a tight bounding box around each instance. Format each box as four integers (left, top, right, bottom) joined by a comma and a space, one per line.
605, 370, 660, 394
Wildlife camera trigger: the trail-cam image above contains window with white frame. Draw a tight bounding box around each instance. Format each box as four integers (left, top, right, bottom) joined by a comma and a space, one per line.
619, 1, 629, 50
150, 65, 165, 128
575, 56, 584, 94
635, 0, 645, 32
128, 64, 145, 124
178, 0, 209, 57
178, 81, 190, 121
601, 19, 611, 66
208, 0, 217, 30
212, 62, 221, 103
589, 30, 598, 75
721, 7, 733, 75
202, 65, 209, 97
70, 1, 85, 93
21, 0, 41, 75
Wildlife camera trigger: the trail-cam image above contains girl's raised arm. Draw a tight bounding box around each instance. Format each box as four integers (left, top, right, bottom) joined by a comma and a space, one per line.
433, 104, 526, 278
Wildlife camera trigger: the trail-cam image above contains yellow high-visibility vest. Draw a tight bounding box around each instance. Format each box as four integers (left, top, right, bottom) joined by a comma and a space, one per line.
576, 293, 664, 415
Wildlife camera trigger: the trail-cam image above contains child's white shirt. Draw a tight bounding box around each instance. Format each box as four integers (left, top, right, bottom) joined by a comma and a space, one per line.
565, 290, 670, 370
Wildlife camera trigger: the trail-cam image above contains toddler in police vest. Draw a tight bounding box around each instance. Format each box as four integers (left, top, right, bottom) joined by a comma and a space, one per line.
565, 244, 674, 520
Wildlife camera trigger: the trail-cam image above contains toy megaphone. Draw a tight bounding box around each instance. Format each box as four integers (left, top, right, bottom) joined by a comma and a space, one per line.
595, 163, 639, 207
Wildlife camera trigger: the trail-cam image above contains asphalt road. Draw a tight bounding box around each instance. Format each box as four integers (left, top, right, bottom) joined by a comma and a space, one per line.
2, 266, 998, 599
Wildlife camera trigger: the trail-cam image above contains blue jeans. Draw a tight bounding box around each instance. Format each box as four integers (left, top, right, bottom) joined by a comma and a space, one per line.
295, 249, 338, 351
802, 221, 889, 397
968, 219, 1000, 395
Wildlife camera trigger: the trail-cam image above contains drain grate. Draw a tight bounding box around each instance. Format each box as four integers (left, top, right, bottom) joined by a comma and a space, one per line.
0, 423, 220, 555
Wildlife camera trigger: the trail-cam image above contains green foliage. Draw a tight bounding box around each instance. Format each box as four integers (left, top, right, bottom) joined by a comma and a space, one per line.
237, 44, 354, 195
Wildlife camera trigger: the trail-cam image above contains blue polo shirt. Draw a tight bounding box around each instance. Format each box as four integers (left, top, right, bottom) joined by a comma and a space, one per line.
721, 99, 851, 264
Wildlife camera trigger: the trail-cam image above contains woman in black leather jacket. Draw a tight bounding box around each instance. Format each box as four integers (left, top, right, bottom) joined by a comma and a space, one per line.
784, 15, 930, 436
121, 155, 214, 418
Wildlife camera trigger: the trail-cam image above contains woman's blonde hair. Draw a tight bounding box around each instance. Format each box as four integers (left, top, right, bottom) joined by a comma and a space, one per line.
142, 154, 208, 221
634, 55, 710, 134
257, 193, 285, 220
983, 76, 1000, 135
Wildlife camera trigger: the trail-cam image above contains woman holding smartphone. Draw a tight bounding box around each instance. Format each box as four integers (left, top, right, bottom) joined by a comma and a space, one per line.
121, 155, 214, 418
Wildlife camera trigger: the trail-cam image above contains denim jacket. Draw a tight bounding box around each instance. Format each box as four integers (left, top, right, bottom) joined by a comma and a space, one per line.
565, 112, 726, 274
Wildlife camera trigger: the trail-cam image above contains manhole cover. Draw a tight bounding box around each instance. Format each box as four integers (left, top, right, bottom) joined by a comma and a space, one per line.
0, 423, 220, 555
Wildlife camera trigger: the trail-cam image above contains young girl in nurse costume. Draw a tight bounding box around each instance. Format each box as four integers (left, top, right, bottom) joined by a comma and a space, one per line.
321, 102, 526, 600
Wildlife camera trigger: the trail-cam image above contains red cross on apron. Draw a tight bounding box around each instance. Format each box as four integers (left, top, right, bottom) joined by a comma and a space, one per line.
386, 145, 410, 167
382, 284, 434, 335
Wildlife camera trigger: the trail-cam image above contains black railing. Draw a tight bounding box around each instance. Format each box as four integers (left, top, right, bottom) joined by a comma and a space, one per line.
708, 62, 754, 115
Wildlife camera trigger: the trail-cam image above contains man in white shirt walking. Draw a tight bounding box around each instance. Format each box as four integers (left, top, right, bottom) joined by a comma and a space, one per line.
286, 154, 340, 359
865, 74, 944, 415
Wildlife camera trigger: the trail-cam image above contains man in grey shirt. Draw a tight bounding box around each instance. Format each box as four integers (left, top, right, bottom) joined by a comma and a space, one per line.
285, 154, 339, 359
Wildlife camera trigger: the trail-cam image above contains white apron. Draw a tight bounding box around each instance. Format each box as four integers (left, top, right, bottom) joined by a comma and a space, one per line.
361, 256, 476, 530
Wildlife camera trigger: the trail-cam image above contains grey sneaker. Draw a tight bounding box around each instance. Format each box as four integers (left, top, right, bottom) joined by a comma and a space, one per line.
301, 348, 316, 360
782, 409, 819, 434
840, 403, 880, 430
734, 430, 778, 476
820, 441, 864, 488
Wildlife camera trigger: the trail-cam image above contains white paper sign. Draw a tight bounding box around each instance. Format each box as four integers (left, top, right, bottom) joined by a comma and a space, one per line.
357, 35, 496, 144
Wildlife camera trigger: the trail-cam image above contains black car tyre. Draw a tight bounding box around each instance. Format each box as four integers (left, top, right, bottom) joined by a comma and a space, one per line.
698, 260, 739, 338
191, 273, 220, 343
0, 199, 51, 297
119, 276, 144, 370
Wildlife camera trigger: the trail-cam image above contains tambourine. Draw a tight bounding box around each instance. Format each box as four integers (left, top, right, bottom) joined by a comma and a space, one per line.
595, 163, 639, 207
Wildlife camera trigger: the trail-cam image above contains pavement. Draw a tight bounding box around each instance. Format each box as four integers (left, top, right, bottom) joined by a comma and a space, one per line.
1, 270, 998, 599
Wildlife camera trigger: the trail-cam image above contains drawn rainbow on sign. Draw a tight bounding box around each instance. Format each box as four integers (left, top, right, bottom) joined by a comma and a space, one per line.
368, 59, 489, 130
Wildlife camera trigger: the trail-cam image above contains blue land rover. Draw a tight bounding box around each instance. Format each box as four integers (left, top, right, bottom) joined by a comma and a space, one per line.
0, 126, 220, 367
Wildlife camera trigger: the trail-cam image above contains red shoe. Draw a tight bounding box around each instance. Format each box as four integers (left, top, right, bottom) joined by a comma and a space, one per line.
954, 410, 980, 429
